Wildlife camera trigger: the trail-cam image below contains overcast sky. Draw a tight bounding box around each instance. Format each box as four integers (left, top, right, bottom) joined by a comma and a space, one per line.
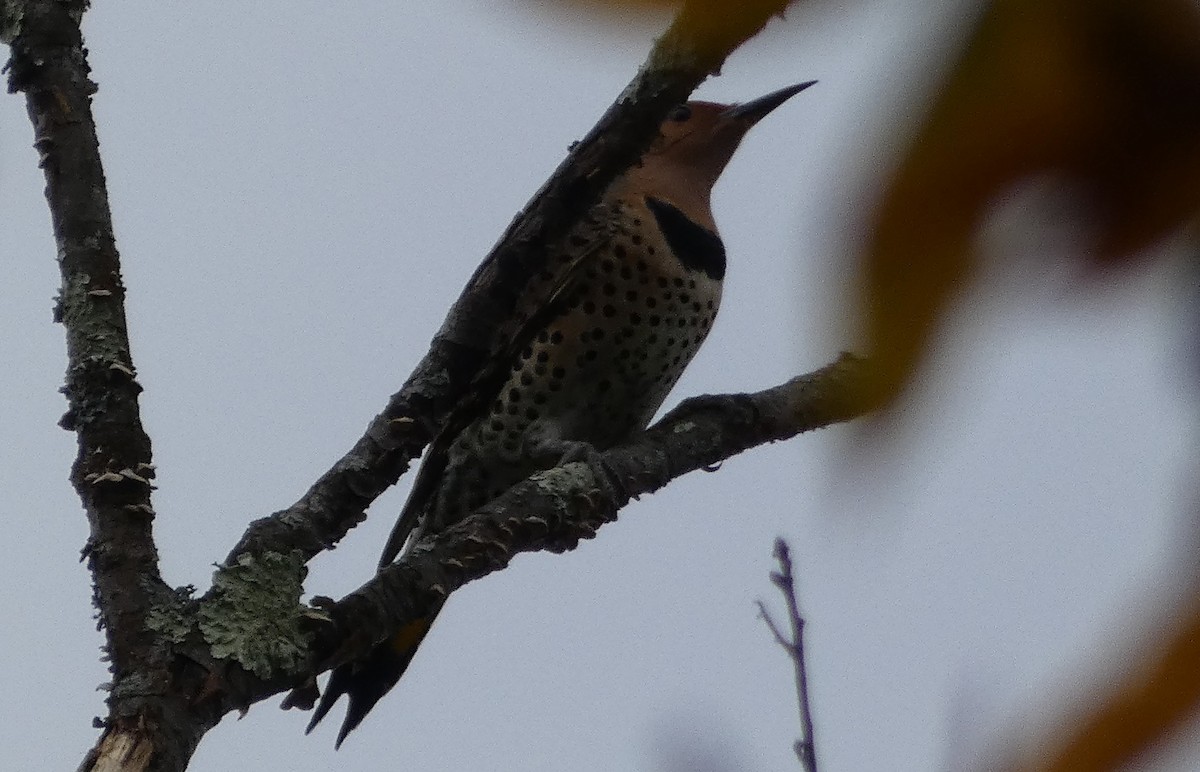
3, 2, 1198, 770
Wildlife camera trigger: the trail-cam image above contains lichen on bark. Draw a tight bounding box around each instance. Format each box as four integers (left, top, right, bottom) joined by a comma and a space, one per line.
198, 551, 309, 679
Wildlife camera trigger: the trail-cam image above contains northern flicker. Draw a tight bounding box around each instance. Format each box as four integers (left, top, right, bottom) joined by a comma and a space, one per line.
307, 81, 814, 746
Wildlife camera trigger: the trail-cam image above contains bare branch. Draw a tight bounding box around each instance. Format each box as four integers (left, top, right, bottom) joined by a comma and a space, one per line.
3, 1, 201, 768
759, 538, 819, 772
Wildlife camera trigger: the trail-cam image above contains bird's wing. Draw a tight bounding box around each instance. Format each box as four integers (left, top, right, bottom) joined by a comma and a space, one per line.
306, 203, 626, 744
376, 200, 624, 568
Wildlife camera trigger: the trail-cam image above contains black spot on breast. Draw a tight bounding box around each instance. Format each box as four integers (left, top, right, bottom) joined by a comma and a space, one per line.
645, 196, 726, 280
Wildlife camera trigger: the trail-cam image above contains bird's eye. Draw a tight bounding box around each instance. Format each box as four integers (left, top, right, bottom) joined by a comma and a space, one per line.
667, 104, 692, 122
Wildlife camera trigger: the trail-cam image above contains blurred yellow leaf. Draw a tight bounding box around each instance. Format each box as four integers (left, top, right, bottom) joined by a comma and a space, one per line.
862, 0, 1200, 405
1016, 591, 1200, 771
528, 0, 796, 63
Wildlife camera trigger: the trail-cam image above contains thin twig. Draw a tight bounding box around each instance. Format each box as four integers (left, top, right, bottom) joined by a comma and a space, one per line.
758, 538, 819, 772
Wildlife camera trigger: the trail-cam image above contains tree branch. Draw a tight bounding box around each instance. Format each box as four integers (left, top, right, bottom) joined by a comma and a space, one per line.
300, 354, 872, 684
2, 1, 201, 768
226, 0, 798, 567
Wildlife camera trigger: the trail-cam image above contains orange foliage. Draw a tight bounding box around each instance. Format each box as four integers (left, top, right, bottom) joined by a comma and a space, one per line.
863, 0, 1200, 406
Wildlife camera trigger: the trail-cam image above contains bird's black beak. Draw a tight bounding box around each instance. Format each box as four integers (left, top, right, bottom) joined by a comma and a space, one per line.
726, 81, 816, 123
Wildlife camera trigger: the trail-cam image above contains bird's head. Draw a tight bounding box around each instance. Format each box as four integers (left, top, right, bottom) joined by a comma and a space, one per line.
621, 81, 815, 228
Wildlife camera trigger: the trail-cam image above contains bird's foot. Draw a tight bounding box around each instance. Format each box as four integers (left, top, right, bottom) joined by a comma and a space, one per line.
526, 433, 628, 507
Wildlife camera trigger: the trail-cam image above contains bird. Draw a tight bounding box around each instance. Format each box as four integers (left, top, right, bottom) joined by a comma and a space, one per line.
307, 81, 814, 747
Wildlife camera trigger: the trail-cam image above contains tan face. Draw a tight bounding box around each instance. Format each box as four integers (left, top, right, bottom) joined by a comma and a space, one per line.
646, 83, 814, 174
618, 85, 810, 229
628, 99, 748, 222
647, 101, 745, 172
653, 102, 728, 145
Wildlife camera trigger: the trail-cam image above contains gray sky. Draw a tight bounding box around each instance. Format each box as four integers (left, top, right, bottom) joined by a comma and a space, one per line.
3, 2, 1198, 770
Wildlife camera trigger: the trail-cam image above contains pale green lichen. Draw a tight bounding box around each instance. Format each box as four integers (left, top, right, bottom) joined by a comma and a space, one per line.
528, 462, 594, 501
145, 589, 193, 645
0, 2, 24, 45
198, 550, 308, 679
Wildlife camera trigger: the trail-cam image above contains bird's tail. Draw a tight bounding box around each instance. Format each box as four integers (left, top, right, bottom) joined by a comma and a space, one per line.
306, 600, 445, 747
